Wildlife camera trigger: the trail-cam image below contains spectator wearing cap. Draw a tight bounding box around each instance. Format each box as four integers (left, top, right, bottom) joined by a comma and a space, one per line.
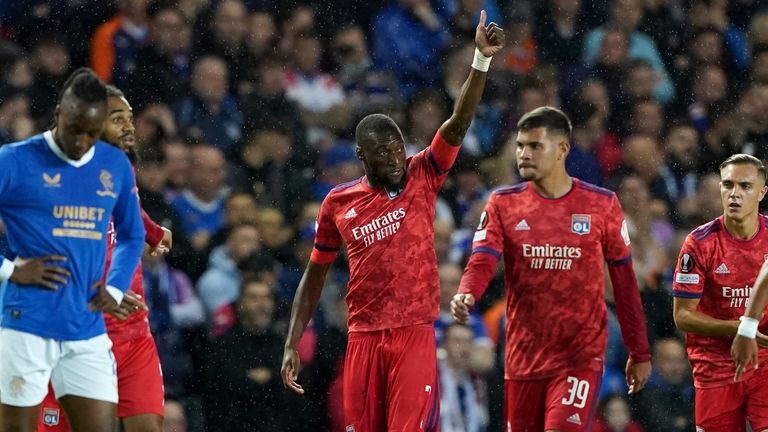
312, 142, 363, 200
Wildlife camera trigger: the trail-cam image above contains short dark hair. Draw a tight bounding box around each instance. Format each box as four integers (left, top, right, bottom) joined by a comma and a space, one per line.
105, 84, 125, 99
720, 154, 767, 182
355, 113, 403, 149
58, 67, 107, 105
517, 106, 572, 138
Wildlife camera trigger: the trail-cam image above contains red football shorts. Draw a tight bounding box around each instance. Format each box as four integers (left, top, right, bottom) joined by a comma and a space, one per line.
505, 369, 601, 431
343, 323, 440, 432
695, 368, 768, 432
38, 334, 164, 431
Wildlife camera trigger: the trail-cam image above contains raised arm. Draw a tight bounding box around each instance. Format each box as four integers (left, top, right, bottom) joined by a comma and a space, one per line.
438, 10, 505, 146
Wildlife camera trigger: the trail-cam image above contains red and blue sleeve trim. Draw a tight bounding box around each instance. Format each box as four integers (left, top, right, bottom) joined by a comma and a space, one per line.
314, 243, 340, 252
471, 247, 502, 258
427, 149, 448, 175
608, 255, 632, 267
671, 290, 702, 299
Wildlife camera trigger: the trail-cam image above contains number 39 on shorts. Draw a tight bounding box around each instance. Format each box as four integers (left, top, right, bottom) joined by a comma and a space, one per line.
561, 376, 590, 409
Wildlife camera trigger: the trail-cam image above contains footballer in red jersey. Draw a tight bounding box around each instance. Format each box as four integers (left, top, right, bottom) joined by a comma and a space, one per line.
39, 86, 169, 432
453, 107, 651, 432
281, 11, 504, 432
675, 154, 768, 432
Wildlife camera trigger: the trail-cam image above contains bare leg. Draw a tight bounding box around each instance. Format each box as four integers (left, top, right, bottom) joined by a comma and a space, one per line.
58, 395, 116, 432
121, 414, 163, 432
0, 404, 40, 432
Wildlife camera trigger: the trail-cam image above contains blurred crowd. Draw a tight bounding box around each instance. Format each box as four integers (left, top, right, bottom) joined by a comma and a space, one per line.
4, 0, 768, 430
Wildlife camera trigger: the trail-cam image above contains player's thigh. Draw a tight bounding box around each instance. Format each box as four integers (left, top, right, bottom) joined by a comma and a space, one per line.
386, 324, 439, 432
543, 369, 602, 432
51, 334, 117, 405
113, 336, 164, 419
343, 331, 387, 432
37, 384, 70, 432
745, 368, 768, 431
504, 379, 546, 431
121, 414, 163, 432
57, 395, 116, 432
696, 384, 747, 432
0, 328, 57, 407
0, 404, 42, 432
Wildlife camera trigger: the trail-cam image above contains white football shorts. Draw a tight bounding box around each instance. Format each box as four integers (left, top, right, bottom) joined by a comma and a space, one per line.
0, 328, 117, 406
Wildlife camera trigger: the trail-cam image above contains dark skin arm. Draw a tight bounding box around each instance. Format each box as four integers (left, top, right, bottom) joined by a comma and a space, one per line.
9, 255, 71, 290
438, 10, 505, 145
281, 261, 332, 394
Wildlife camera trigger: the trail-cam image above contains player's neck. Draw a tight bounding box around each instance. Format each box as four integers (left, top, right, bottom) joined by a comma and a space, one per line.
531, 171, 573, 199
723, 213, 760, 240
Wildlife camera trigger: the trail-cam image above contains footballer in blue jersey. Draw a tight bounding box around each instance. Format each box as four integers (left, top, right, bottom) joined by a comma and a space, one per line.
0, 68, 144, 432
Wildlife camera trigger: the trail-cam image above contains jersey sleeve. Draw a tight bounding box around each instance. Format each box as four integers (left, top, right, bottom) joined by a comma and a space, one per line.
141, 208, 165, 247
0, 145, 18, 280
458, 193, 503, 299
602, 194, 632, 264
309, 195, 342, 265
105, 159, 146, 295
413, 131, 460, 193
672, 235, 706, 299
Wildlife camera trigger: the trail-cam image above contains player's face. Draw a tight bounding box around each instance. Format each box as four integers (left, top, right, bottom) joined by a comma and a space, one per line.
515, 127, 568, 181
720, 163, 768, 221
101, 96, 135, 151
358, 134, 407, 189
54, 99, 107, 160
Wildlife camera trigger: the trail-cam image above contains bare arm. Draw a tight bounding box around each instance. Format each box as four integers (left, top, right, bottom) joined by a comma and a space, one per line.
281, 260, 332, 394
438, 10, 504, 145
742, 259, 768, 321
732, 260, 768, 379
673, 297, 739, 337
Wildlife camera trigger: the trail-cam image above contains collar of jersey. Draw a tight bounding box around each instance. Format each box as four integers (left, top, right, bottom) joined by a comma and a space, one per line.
44, 131, 95, 168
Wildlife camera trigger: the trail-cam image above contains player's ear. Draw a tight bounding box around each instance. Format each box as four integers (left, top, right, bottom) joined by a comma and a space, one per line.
355, 145, 364, 161
558, 138, 570, 160
759, 183, 768, 201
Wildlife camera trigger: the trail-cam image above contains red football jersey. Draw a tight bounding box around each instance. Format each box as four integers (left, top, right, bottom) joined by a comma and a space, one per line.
672, 215, 768, 388
466, 180, 633, 379
311, 133, 452, 332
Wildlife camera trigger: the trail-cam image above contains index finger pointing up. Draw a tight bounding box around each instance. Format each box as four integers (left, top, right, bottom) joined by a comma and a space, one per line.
478, 9, 486, 27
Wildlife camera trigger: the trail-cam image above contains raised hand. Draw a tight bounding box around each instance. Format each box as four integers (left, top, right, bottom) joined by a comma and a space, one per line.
9, 255, 70, 290
475, 10, 505, 58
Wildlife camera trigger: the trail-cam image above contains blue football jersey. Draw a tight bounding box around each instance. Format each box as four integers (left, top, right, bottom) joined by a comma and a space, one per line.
0, 132, 145, 340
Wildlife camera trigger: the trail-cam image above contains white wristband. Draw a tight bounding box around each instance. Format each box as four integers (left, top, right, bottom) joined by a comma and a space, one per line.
471, 48, 492, 72
738, 316, 759, 339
